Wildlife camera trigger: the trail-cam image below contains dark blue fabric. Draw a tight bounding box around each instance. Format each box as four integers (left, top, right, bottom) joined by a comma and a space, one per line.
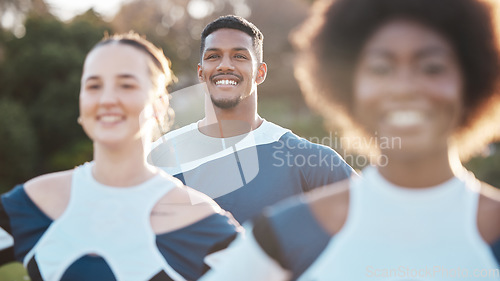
60, 255, 116, 281
253, 197, 332, 280
174, 132, 354, 223
156, 212, 238, 280
0, 195, 15, 266
2, 185, 52, 262
1, 185, 239, 280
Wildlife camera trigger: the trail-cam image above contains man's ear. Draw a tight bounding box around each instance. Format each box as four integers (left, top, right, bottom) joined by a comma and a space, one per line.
197, 63, 204, 83
255, 62, 267, 85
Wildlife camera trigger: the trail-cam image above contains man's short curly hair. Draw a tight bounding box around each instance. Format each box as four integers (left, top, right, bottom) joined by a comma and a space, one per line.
293, 0, 500, 158
200, 15, 264, 63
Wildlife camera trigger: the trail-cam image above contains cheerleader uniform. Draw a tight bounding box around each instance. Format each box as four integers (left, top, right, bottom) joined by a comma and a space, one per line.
0, 162, 239, 281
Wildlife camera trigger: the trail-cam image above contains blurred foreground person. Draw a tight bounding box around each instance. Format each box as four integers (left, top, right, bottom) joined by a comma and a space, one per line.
0, 32, 240, 281
199, 0, 500, 280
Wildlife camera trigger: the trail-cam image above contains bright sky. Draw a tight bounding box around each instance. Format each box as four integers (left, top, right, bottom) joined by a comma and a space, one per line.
43, 0, 251, 22
44, 0, 129, 21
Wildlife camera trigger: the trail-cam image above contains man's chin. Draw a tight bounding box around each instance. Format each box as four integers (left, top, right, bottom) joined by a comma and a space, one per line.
210, 96, 241, 109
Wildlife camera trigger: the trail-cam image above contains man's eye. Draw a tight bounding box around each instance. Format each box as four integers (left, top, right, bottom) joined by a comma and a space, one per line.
235, 54, 247, 59
205, 54, 219, 60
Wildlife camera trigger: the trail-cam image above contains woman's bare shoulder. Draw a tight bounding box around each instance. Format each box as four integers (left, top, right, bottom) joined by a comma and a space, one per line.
477, 181, 500, 244
306, 178, 351, 236
151, 183, 222, 234
23, 169, 74, 219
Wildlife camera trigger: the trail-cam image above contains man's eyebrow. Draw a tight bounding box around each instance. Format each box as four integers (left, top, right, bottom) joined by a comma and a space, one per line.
233, 47, 250, 52
204, 48, 220, 53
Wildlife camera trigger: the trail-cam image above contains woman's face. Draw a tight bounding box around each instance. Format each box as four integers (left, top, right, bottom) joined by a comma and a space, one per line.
354, 19, 463, 158
79, 43, 157, 148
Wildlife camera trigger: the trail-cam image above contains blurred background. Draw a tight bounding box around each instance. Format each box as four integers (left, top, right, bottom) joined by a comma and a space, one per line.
0, 0, 499, 278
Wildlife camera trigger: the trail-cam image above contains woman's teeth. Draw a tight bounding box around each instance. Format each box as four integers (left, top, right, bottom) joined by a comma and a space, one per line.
385, 110, 425, 127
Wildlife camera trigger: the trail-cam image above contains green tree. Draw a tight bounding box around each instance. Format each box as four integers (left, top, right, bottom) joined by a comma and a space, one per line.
0, 98, 37, 191
465, 142, 500, 188
0, 10, 112, 192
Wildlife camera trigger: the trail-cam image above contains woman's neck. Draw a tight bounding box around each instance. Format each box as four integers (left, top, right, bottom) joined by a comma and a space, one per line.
92, 140, 157, 187
377, 146, 462, 188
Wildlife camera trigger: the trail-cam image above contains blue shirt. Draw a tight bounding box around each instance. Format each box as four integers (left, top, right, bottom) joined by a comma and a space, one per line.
149, 120, 354, 223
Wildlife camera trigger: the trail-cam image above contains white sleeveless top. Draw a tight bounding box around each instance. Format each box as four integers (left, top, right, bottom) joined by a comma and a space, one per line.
299, 166, 500, 281
23, 162, 186, 281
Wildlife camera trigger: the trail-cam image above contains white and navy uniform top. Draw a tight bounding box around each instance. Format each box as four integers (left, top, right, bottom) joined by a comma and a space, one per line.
148, 120, 354, 223
0, 162, 240, 281
200, 166, 500, 281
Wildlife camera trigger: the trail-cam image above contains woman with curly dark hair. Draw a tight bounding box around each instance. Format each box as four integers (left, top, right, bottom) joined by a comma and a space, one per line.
199, 0, 500, 280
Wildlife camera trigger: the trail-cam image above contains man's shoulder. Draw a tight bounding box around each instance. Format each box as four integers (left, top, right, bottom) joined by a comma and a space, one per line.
153, 122, 199, 146
277, 131, 341, 155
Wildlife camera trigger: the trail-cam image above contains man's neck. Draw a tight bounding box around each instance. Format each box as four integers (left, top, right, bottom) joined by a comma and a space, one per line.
200, 94, 263, 138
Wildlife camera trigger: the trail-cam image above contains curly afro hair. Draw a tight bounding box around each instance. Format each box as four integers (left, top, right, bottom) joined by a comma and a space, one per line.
293, 0, 500, 158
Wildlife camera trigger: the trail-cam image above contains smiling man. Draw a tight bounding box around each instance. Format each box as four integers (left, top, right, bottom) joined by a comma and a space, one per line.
149, 15, 354, 223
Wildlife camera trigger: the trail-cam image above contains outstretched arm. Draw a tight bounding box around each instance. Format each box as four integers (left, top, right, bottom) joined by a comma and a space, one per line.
0, 198, 15, 266
200, 223, 292, 281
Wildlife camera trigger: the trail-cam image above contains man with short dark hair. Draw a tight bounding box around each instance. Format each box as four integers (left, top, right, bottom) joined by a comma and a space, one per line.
149, 15, 354, 223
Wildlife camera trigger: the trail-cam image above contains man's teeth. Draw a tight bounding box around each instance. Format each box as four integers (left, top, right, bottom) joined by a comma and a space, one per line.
215, 79, 238, 86
386, 110, 425, 127
100, 116, 122, 123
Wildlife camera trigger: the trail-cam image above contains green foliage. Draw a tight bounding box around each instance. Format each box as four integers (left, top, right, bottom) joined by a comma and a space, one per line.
0, 11, 111, 191
0, 262, 28, 281
0, 98, 37, 193
465, 142, 500, 187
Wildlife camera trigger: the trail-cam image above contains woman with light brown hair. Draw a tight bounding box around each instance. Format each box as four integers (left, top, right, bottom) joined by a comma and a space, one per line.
0, 32, 240, 281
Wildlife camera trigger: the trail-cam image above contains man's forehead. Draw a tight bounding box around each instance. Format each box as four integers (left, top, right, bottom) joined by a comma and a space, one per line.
204, 28, 253, 50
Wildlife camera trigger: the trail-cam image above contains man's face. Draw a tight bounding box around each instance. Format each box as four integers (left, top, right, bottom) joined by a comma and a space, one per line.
198, 28, 266, 109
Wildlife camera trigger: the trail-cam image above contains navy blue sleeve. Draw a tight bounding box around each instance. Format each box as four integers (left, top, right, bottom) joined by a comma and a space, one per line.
1, 185, 52, 262
282, 133, 354, 192
302, 142, 354, 192
156, 212, 239, 280
0, 195, 15, 266
253, 196, 332, 279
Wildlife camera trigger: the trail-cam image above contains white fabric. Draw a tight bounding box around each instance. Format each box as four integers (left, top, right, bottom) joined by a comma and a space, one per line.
0, 226, 13, 251
149, 120, 289, 175
23, 162, 186, 281
200, 223, 292, 281
298, 166, 500, 281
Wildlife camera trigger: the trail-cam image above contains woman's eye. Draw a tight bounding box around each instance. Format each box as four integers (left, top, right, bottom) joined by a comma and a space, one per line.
120, 84, 136, 89
421, 63, 447, 75
86, 84, 101, 90
367, 64, 391, 76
